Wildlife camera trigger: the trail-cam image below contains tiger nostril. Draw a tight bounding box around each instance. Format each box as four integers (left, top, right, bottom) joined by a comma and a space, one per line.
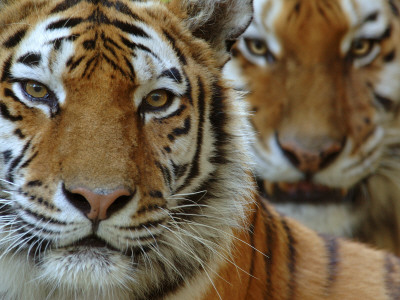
62, 185, 134, 221
282, 148, 301, 168
63, 186, 91, 215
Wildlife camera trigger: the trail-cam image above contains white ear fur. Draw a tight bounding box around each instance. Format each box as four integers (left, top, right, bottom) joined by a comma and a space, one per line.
179, 0, 253, 65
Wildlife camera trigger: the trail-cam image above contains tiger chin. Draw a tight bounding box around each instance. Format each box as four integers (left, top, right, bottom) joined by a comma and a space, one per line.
1, 0, 400, 299
224, 0, 400, 255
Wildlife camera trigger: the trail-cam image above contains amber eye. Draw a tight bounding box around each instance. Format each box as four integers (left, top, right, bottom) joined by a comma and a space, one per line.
24, 81, 49, 99
144, 90, 170, 108
245, 38, 269, 56
350, 39, 374, 57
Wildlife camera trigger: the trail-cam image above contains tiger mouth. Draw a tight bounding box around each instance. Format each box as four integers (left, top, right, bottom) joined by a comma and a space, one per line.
62, 235, 153, 257
258, 180, 357, 204
71, 235, 115, 249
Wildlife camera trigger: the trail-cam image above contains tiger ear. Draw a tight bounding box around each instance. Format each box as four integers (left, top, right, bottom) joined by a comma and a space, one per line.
170, 0, 253, 66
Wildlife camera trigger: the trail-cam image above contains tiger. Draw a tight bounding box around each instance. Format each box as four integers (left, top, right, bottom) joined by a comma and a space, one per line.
224, 0, 400, 255
1, 0, 400, 299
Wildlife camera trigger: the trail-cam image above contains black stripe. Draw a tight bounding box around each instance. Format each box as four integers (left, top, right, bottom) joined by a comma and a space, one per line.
156, 162, 172, 191
374, 92, 394, 111
320, 234, 339, 289
3, 28, 28, 48
2, 150, 13, 164
67, 55, 85, 71
87, 8, 110, 24
163, 30, 187, 65
50, 0, 80, 13
149, 191, 163, 198
4, 88, 28, 108
164, 146, 171, 153
281, 218, 297, 300
20, 151, 38, 169
245, 205, 259, 296
160, 67, 182, 83
384, 50, 396, 63
120, 35, 136, 49
51, 35, 80, 50
178, 77, 205, 191
17, 52, 42, 66
378, 26, 392, 41
171, 161, 188, 179
82, 38, 97, 50
122, 36, 158, 61
14, 129, 25, 139
0, 102, 23, 122
123, 56, 135, 79
1, 55, 13, 82
364, 11, 379, 23
113, 20, 149, 38
27, 180, 43, 187
172, 117, 191, 136
102, 33, 123, 51
82, 55, 98, 78
102, 53, 128, 78
183, 75, 193, 105
167, 134, 175, 142
21, 205, 65, 223
6, 140, 31, 182
260, 200, 276, 299
113, 1, 142, 21
133, 43, 160, 61
46, 18, 84, 30
208, 83, 229, 165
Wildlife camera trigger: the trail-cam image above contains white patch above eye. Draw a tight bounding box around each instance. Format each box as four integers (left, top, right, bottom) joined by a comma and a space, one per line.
238, 0, 282, 67
340, 0, 390, 55
10, 16, 76, 114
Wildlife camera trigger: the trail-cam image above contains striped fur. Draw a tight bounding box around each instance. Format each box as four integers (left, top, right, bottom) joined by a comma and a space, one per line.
1, 0, 400, 299
225, 0, 400, 255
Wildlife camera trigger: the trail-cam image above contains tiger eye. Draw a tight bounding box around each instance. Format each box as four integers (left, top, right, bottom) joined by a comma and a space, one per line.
245, 38, 268, 56
351, 39, 374, 57
145, 90, 169, 108
25, 81, 49, 99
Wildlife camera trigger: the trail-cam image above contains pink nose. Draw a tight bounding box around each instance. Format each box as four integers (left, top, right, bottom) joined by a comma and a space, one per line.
70, 188, 131, 220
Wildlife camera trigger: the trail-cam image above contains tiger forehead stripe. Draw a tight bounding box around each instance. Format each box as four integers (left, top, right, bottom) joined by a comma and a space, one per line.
50, 0, 143, 21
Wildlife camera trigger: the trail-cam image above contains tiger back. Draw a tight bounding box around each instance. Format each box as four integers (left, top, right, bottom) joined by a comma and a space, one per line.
1, 0, 400, 299
224, 0, 400, 255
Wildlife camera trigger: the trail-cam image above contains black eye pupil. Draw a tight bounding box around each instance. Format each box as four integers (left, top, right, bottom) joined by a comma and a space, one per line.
152, 94, 161, 102
33, 85, 42, 92
255, 41, 264, 49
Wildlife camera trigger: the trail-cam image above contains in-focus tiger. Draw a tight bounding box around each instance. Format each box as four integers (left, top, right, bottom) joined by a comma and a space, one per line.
1, 0, 400, 299
224, 0, 400, 255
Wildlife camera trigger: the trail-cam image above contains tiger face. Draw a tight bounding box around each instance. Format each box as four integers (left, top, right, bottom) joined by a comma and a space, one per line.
0, 0, 254, 299
225, 0, 400, 248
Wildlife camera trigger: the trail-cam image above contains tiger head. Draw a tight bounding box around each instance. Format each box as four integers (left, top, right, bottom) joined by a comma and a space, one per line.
225, 0, 400, 249
0, 0, 254, 299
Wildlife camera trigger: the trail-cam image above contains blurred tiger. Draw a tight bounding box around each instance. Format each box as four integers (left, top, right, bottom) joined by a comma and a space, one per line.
224, 0, 400, 255
1, 0, 400, 299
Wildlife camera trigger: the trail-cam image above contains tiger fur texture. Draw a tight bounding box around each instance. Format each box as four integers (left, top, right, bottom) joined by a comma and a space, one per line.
1, 0, 400, 299
224, 0, 400, 255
